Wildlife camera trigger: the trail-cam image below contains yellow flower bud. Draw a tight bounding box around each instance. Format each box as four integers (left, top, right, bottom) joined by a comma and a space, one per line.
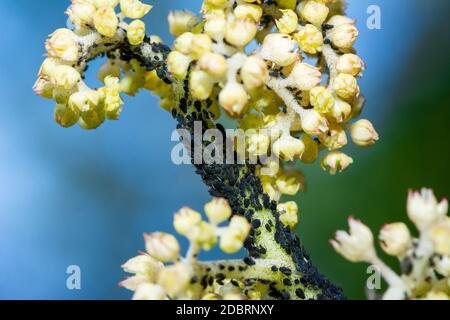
204, 197, 232, 225
310, 86, 334, 113
225, 19, 257, 48
328, 24, 358, 49
319, 123, 347, 150
204, 11, 226, 40
301, 109, 328, 135
276, 9, 298, 34
189, 70, 215, 100
329, 98, 352, 123
127, 19, 146, 45
230, 215, 251, 237
349, 119, 379, 147
174, 32, 194, 55
67, 1, 97, 28
121, 254, 162, 275
278, 201, 299, 229
337, 54, 365, 77
94, 0, 120, 7
144, 232, 180, 262
93, 6, 118, 37
190, 34, 213, 59
333, 73, 359, 100
275, 173, 301, 195
297, 0, 329, 26
300, 134, 319, 163
173, 207, 202, 236
54, 103, 80, 128
247, 132, 270, 157
190, 222, 218, 250
198, 52, 228, 79
120, 0, 152, 19
220, 216, 251, 254
168, 10, 197, 36
321, 150, 353, 175
234, 4, 263, 22
327, 15, 355, 28
219, 83, 248, 116
273, 135, 305, 161
45, 28, 80, 62
379, 223, 412, 257
167, 51, 192, 80
68, 89, 101, 113
133, 283, 166, 300
102, 76, 123, 120
50, 65, 81, 90
157, 263, 190, 296
430, 219, 450, 256
289, 62, 321, 91
33, 77, 54, 99
296, 24, 323, 54
241, 56, 268, 90
260, 33, 298, 67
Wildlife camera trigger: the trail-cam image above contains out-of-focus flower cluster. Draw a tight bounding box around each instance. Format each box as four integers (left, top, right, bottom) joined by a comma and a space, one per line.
167, 0, 377, 206
121, 198, 256, 300
332, 189, 450, 300
33, 0, 174, 129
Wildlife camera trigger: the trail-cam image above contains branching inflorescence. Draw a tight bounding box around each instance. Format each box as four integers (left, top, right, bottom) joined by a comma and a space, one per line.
332, 189, 450, 300
34, 0, 381, 300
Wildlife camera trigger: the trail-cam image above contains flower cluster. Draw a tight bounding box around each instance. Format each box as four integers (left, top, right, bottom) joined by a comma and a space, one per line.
167, 0, 377, 206
332, 189, 450, 300
33, 0, 173, 129
121, 198, 258, 300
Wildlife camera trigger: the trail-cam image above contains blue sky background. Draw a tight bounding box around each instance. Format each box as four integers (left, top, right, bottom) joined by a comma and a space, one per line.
0, 0, 446, 299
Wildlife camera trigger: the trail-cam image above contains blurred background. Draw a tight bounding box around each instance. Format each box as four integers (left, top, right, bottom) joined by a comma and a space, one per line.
0, 0, 449, 299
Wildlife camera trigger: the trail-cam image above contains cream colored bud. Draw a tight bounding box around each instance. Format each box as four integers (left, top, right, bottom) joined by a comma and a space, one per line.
67, 1, 97, 27
310, 86, 334, 113
145, 232, 180, 262
321, 150, 353, 175
234, 4, 263, 22
220, 217, 251, 254
379, 223, 412, 257
225, 19, 257, 48
190, 34, 213, 59
337, 54, 365, 77
278, 201, 299, 229
93, 6, 118, 37
290, 62, 321, 91
349, 119, 379, 147
189, 70, 215, 100
121, 254, 162, 276
260, 33, 298, 67
50, 65, 81, 90
54, 103, 80, 128
327, 15, 355, 28
333, 73, 359, 99
319, 123, 347, 150
167, 51, 192, 80
430, 219, 450, 256
69, 89, 101, 113
120, 0, 153, 19
39, 57, 63, 78
45, 29, 80, 62
190, 222, 218, 250
297, 0, 329, 26
407, 189, 448, 232
301, 109, 328, 135
174, 32, 194, 55
33, 77, 54, 99
168, 10, 197, 36
230, 216, 251, 237
219, 83, 248, 116
273, 135, 305, 161
247, 132, 270, 157
133, 284, 166, 300
328, 24, 358, 49
331, 217, 376, 263
329, 98, 352, 123
198, 52, 228, 79
157, 263, 191, 296
296, 24, 323, 54
102, 76, 123, 120
127, 19, 146, 45
241, 56, 268, 90
275, 173, 302, 195
204, 11, 226, 40
300, 134, 319, 163
204, 198, 232, 225
173, 207, 202, 236
276, 9, 298, 34
204, 0, 227, 6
